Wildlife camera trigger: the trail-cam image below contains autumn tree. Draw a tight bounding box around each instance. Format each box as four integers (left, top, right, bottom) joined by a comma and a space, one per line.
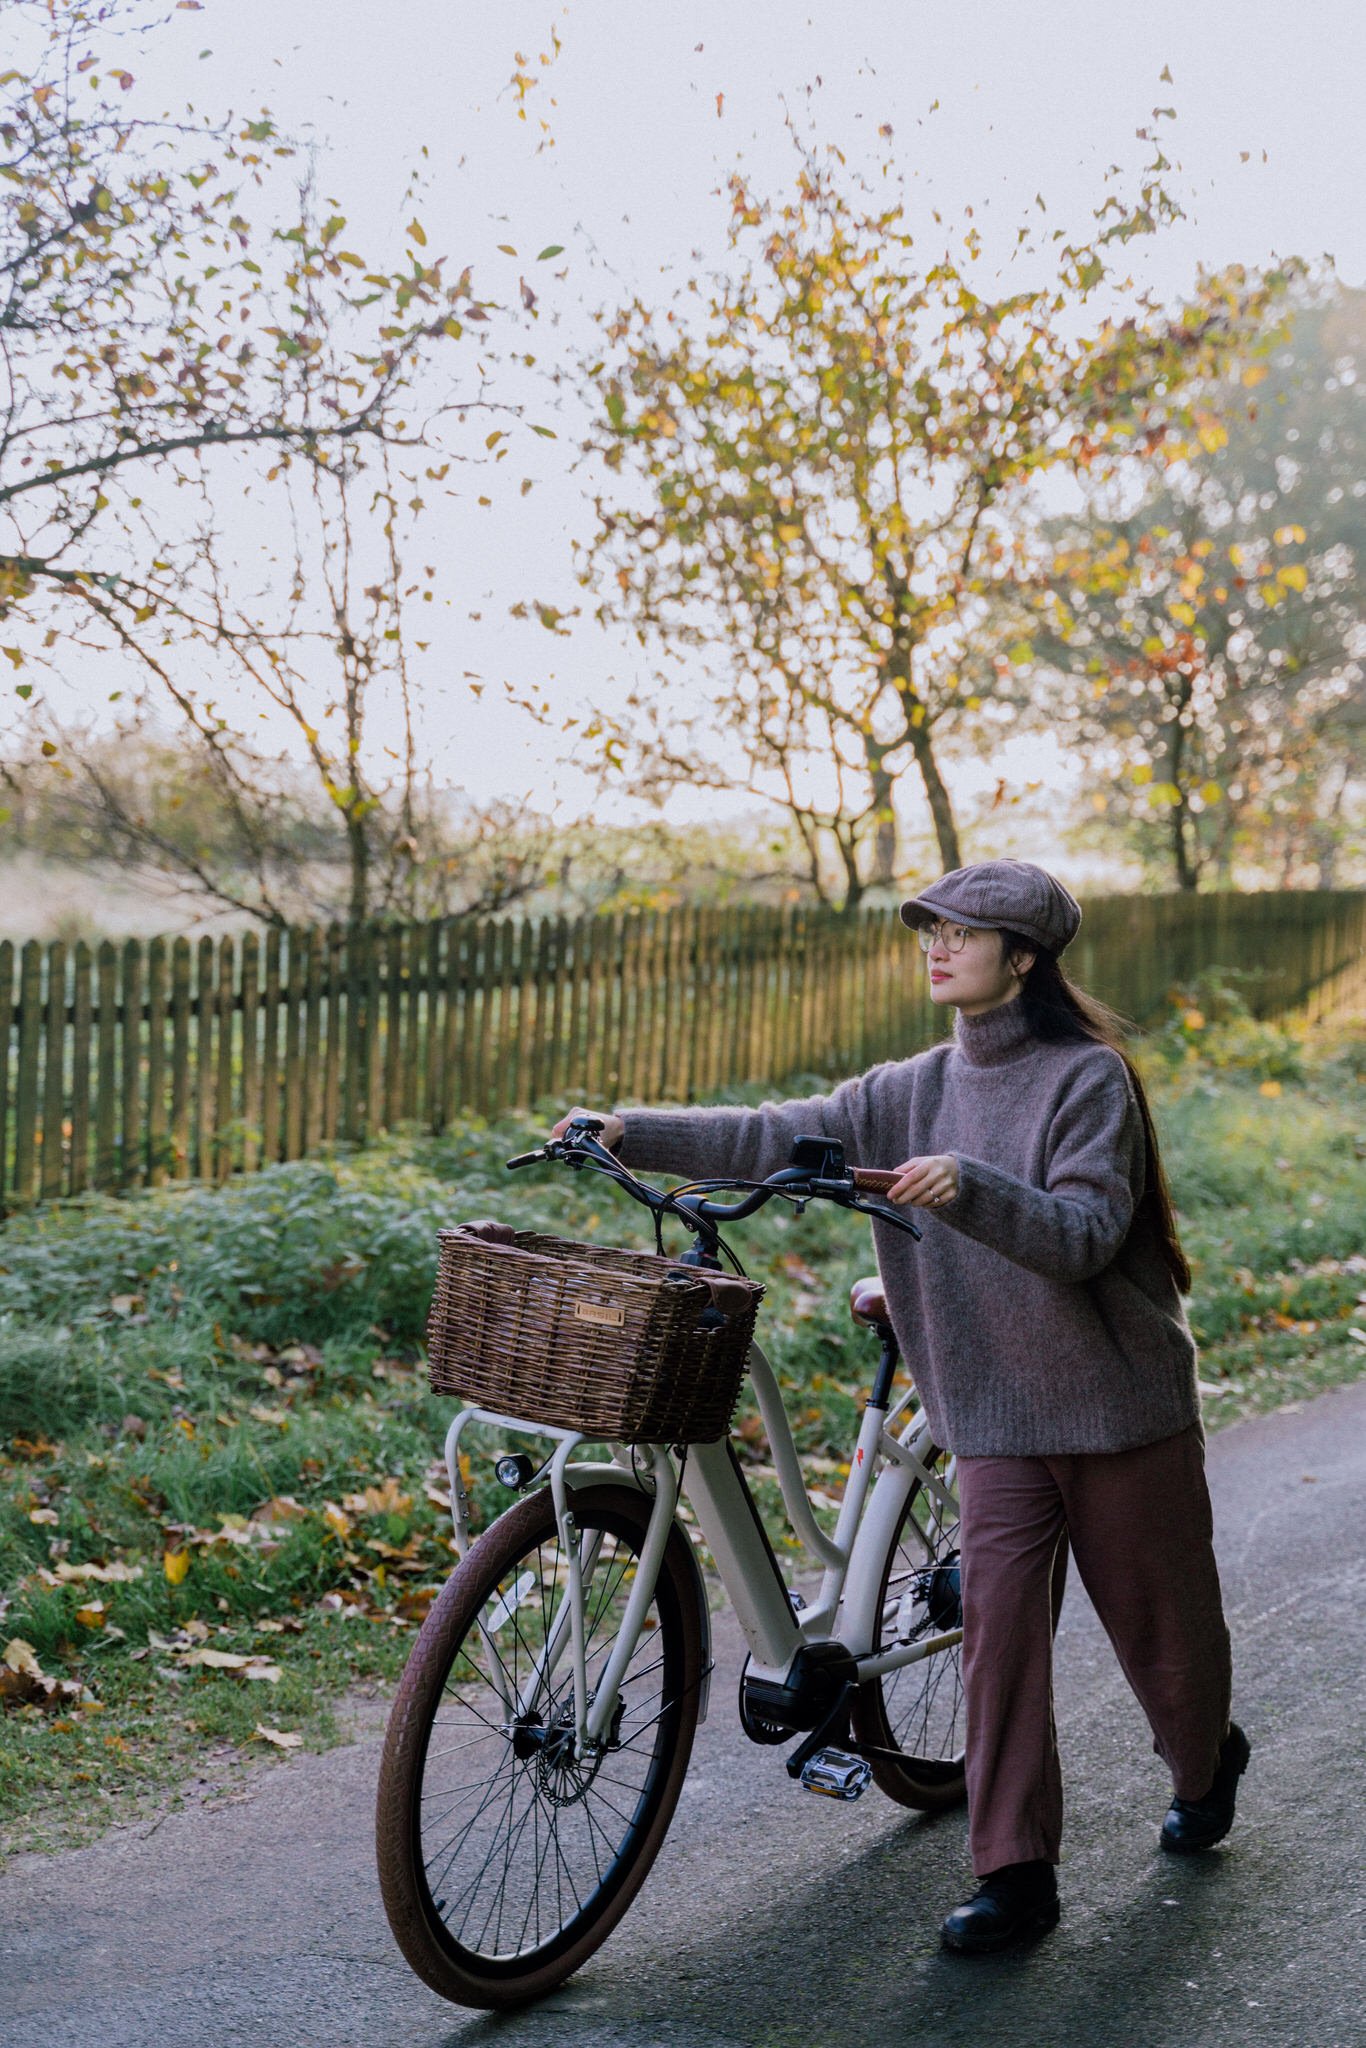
1027, 284, 1362, 890
1, 0, 525, 924
570, 126, 1295, 908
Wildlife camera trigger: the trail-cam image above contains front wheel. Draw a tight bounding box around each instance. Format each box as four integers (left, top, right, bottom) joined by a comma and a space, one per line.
850, 1445, 967, 1811
375, 1482, 704, 2009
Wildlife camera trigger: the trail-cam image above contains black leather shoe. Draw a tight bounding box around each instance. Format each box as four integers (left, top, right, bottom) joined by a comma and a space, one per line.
1160, 1723, 1251, 1854
940, 1860, 1060, 1954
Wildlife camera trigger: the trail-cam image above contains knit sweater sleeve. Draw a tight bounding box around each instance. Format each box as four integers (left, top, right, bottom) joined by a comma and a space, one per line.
616, 1066, 896, 1186
940, 1055, 1142, 1284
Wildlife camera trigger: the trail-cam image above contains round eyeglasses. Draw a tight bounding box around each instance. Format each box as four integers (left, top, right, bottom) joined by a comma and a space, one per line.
915, 920, 983, 955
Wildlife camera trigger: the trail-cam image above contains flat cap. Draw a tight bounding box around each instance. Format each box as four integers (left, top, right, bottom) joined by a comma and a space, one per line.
899, 858, 1082, 957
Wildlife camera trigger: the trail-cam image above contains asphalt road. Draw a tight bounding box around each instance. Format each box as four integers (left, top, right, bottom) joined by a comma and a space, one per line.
4, 1379, 1365, 2048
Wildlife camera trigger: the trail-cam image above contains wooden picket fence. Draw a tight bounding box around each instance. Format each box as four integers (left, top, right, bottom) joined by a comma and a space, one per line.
3, 889, 1364, 1209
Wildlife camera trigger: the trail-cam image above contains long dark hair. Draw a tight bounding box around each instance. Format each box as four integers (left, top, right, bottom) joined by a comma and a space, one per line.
998, 929, 1192, 1294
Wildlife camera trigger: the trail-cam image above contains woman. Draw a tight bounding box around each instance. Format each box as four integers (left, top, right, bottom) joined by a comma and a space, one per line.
553, 857, 1247, 1954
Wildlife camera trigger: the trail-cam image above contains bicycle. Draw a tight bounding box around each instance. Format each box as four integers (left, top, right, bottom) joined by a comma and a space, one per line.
375, 1118, 964, 2009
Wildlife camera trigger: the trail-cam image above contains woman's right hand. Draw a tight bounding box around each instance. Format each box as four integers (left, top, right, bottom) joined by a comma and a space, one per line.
550, 1105, 625, 1154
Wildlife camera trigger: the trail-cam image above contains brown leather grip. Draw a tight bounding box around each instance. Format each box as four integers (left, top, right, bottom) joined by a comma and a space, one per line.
851, 1168, 899, 1195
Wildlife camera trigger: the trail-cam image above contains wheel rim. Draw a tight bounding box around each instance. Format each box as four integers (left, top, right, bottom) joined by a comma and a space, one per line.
873, 1453, 965, 1769
412, 1507, 684, 1972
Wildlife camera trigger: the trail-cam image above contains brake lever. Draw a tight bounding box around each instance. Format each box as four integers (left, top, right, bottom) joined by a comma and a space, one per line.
847, 1196, 923, 1241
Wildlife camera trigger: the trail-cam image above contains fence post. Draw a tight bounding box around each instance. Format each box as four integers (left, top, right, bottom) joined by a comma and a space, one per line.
120, 939, 144, 1191
69, 942, 92, 1198
14, 941, 42, 1205
147, 935, 169, 1185
240, 933, 260, 1175
95, 941, 119, 1190
41, 940, 67, 1200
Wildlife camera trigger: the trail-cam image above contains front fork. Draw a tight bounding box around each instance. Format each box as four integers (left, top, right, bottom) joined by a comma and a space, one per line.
442, 1407, 680, 1758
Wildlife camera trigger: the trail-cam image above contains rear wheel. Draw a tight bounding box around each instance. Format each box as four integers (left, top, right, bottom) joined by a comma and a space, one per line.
850, 1445, 967, 1811
375, 1482, 704, 2009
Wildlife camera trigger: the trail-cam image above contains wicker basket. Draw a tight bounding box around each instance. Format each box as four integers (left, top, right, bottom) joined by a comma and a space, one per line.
426, 1222, 765, 1442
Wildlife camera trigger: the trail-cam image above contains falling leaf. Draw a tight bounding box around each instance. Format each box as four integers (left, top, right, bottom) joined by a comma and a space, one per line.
536, 244, 564, 260
715, 91, 724, 117
407, 219, 427, 246
253, 1725, 303, 1749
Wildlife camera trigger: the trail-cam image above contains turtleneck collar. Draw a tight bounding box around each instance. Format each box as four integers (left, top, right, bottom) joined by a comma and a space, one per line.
953, 991, 1036, 1068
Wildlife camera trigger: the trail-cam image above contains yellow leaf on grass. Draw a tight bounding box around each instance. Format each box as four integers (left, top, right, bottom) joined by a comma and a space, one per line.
3, 1639, 43, 1677
29, 1508, 59, 1525
254, 1725, 303, 1749
1259, 1080, 1283, 1097
75, 1601, 106, 1628
163, 1550, 190, 1586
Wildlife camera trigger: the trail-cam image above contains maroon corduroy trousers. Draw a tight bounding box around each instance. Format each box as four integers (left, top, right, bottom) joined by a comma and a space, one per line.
956, 1421, 1233, 1876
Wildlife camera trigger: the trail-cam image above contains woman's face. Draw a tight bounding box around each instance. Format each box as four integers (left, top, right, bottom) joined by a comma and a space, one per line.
921, 921, 1035, 1016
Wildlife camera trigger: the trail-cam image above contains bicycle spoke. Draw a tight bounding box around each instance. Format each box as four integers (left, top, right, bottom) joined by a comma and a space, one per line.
396, 1498, 692, 1973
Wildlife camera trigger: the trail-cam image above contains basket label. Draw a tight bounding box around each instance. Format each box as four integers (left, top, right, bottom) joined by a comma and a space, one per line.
573, 1300, 626, 1329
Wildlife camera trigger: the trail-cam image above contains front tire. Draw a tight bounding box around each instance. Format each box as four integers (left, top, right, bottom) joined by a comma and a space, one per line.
375, 1482, 704, 2009
850, 1446, 967, 1811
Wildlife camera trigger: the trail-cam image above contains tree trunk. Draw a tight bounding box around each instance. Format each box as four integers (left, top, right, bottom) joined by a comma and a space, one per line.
835, 828, 864, 914
1170, 797, 1198, 891
346, 808, 369, 928
906, 724, 961, 873
868, 758, 897, 887
1165, 712, 1199, 892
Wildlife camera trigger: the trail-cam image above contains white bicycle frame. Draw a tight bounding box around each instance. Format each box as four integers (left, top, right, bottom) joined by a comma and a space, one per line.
440, 1336, 959, 1759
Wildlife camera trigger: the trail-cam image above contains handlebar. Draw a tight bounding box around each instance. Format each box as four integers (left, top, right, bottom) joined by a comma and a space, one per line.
505, 1119, 923, 1249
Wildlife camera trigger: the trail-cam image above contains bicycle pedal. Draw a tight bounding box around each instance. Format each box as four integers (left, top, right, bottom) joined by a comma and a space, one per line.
798, 1748, 872, 1801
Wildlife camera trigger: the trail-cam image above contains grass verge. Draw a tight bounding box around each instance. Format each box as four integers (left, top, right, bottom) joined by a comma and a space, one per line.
2, 996, 1363, 1861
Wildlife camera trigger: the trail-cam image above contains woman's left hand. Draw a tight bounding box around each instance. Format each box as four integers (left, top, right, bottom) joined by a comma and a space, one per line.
887, 1153, 960, 1210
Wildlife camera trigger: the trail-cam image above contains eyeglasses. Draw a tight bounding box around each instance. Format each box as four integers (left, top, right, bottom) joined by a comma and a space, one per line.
915, 921, 983, 955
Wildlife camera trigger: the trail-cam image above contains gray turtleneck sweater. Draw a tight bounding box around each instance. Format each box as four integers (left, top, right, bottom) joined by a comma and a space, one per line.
617, 995, 1200, 1458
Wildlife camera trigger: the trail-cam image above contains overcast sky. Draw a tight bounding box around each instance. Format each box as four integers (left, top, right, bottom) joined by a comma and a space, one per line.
63, 0, 1366, 842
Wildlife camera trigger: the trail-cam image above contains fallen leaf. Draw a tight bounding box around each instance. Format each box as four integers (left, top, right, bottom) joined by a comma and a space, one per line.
28, 1507, 59, 1526
163, 1550, 190, 1585
55, 1560, 144, 1584
3, 1638, 43, 1677
343, 1478, 413, 1517
253, 1724, 303, 1748
74, 1600, 107, 1628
